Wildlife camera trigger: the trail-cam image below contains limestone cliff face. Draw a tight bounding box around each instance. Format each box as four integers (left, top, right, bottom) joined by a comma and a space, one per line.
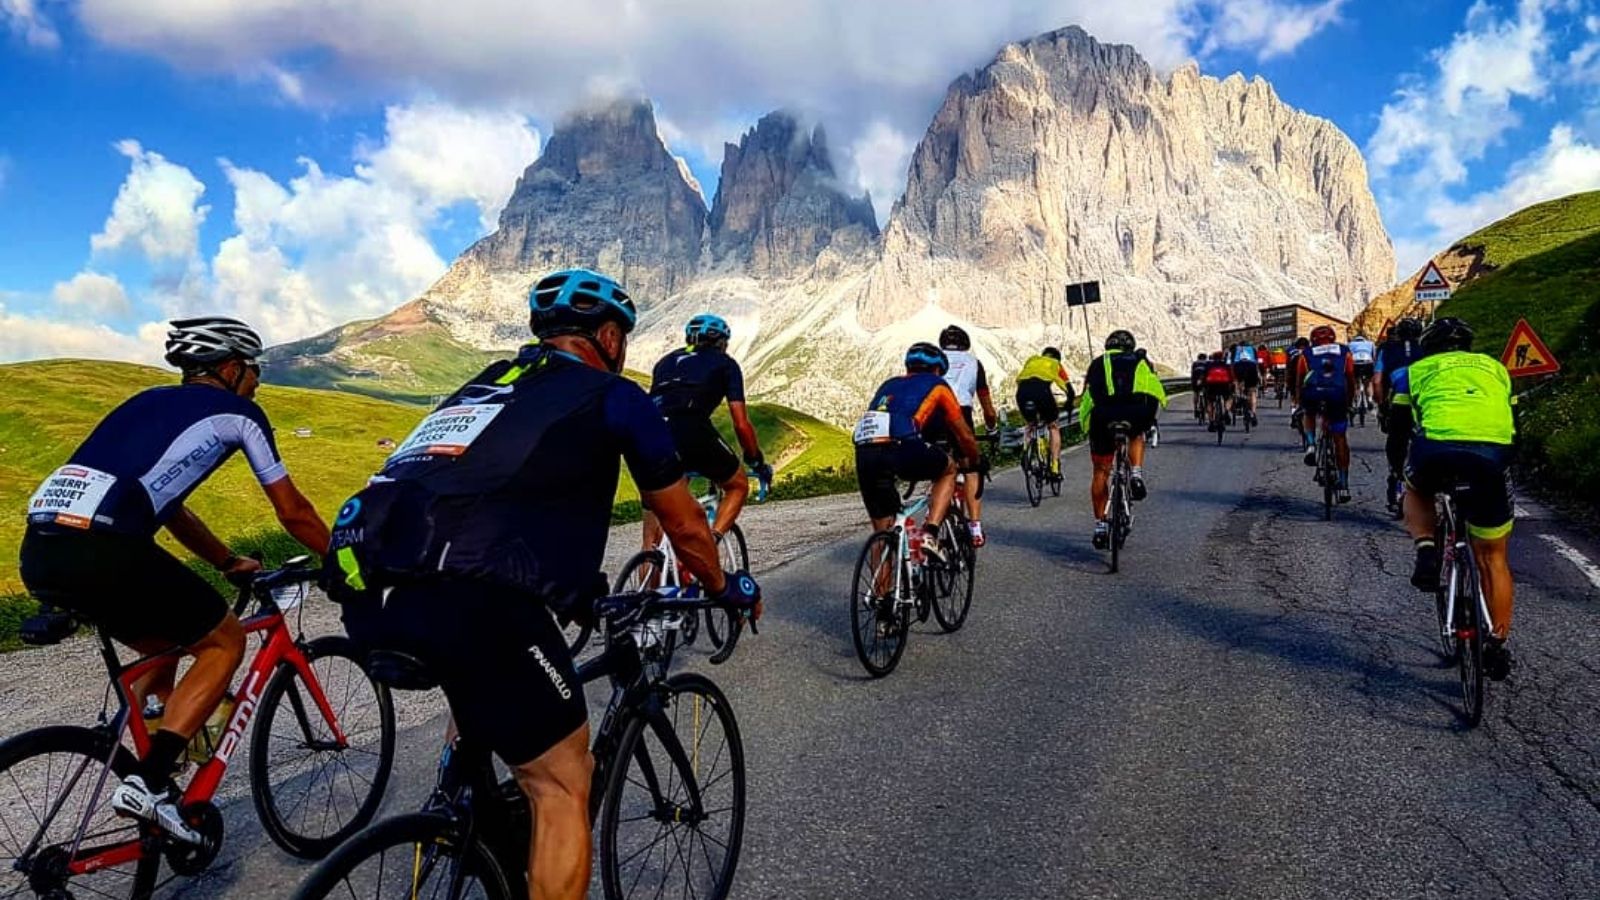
708, 112, 878, 276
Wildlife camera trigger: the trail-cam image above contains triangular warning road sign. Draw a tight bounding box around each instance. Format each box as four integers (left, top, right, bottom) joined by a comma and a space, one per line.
1415, 261, 1449, 290
1501, 318, 1561, 377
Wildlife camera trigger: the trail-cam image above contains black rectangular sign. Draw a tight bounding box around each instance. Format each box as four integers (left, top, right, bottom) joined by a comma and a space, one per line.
1066, 280, 1102, 307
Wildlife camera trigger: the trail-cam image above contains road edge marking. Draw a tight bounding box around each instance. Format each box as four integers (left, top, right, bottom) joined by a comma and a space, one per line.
1539, 533, 1600, 591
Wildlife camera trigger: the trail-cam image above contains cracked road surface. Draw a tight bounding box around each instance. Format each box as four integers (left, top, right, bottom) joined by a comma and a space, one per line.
11, 402, 1600, 898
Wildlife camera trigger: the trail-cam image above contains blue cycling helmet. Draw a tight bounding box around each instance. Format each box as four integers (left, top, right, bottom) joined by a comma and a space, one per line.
905, 342, 949, 376
528, 269, 637, 337
685, 313, 731, 347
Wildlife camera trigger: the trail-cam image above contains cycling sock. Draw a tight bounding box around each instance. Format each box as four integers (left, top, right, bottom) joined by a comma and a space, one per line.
1338, 469, 1349, 486
138, 729, 189, 792
1413, 538, 1436, 554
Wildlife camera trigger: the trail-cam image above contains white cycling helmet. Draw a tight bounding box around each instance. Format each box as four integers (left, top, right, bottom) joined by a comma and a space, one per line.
164, 316, 264, 369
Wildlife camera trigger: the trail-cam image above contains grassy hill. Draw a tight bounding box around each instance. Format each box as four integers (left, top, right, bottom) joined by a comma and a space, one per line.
1, 360, 854, 599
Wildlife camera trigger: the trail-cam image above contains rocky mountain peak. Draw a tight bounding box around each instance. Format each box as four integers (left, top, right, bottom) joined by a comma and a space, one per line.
708, 111, 878, 277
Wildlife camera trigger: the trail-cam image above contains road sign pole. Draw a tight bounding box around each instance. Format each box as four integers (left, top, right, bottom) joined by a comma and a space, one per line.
1083, 302, 1094, 364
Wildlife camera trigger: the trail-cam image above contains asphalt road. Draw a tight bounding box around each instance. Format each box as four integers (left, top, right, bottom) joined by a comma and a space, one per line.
42, 399, 1600, 898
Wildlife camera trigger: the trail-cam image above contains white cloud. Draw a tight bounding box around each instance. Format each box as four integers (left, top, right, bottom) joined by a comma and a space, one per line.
71, 0, 1345, 210
849, 121, 917, 222
1, 0, 59, 48
1423, 124, 1600, 245
51, 270, 131, 316
1570, 15, 1600, 84
90, 140, 210, 263
0, 303, 164, 364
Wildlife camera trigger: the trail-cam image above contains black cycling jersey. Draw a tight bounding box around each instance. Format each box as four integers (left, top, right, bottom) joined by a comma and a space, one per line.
650, 347, 746, 419
25, 384, 285, 538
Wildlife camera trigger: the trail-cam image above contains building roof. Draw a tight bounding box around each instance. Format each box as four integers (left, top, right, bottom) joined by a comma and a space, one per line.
1258, 302, 1351, 325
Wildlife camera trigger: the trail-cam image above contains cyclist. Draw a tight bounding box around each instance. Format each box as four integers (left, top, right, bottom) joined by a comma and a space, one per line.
1015, 346, 1074, 479
1189, 353, 1210, 419
853, 343, 981, 562
1373, 317, 1424, 510
1270, 344, 1289, 395
1350, 331, 1378, 414
1230, 340, 1261, 426
1080, 330, 1167, 549
1200, 351, 1235, 430
939, 325, 999, 547
1398, 317, 1517, 679
645, 313, 772, 547
18, 316, 330, 843
1293, 324, 1355, 503
1135, 348, 1161, 446
1255, 344, 1272, 391
1287, 335, 1311, 442
331, 269, 760, 900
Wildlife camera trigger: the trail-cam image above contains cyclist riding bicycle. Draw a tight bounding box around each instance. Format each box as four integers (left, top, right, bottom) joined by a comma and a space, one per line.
1015, 346, 1074, 478
1374, 317, 1424, 507
1229, 341, 1261, 426
1350, 331, 1377, 403
939, 325, 999, 547
1287, 335, 1312, 441
645, 313, 772, 548
1255, 343, 1272, 384
1294, 325, 1356, 503
1080, 330, 1167, 549
853, 343, 981, 562
18, 316, 331, 843
1201, 351, 1236, 429
329, 269, 760, 900
1397, 317, 1518, 680
1270, 344, 1289, 388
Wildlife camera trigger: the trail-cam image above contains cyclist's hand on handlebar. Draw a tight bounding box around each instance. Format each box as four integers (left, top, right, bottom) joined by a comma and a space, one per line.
710, 569, 762, 620
749, 461, 775, 486
221, 555, 263, 586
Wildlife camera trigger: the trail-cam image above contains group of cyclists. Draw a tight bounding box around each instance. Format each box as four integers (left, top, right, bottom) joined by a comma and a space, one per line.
13, 254, 1525, 895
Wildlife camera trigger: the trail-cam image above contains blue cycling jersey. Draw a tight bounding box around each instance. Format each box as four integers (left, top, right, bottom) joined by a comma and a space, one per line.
1231, 345, 1258, 364
27, 384, 286, 537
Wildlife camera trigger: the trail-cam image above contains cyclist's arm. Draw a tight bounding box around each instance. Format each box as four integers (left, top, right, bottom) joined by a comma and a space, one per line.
727, 400, 762, 462
263, 476, 331, 555
975, 362, 998, 430
928, 385, 980, 465
164, 504, 236, 568
1344, 354, 1357, 403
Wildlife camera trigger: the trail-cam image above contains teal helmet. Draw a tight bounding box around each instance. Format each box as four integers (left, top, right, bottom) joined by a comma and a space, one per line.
528, 269, 637, 338
905, 342, 949, 376
685, 313, 731, 347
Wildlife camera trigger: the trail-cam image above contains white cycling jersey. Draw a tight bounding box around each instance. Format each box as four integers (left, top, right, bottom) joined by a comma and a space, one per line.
943, 350, 983, 408
1350, 338, 1376, 364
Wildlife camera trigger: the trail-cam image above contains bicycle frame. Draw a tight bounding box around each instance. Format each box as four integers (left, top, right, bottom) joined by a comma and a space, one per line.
1438, 493, 1494, 641
887, 492, 932, 606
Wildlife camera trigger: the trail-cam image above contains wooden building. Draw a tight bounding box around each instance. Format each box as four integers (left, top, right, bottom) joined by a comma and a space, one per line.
1220, 303, 1350, 350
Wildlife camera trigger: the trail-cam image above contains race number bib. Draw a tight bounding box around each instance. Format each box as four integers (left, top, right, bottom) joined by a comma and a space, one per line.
389, 404, 506, 461
1311, 344, 1343, 357
853, 411, 893, 445
28, 465, 117, 529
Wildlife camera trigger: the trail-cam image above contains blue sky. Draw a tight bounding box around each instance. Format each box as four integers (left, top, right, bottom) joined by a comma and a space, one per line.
2, 0, 1597, 362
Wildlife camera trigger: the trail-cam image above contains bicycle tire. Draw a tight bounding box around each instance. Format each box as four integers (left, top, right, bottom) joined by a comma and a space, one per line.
850, 531, 909, 677
1023, 439, 1042, 507
251, 636, 396, 859
1214, 400, 1225, 445
1432, 521, 1457, 660
705, 526, 748, 648
0, 725, 160, 900
599, 673, 745, 900
1456, 548, 1486, 727
1109, 476, 1125, 574
290, 812, 514, 900
931, 518, 974, 632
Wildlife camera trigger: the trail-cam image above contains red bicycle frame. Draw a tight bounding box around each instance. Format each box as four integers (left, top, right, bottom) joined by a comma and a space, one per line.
68, 604, 350, 875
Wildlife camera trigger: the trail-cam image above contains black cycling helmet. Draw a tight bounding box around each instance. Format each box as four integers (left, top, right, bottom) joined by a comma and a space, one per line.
1197, 353, 1208, 362
1420, 317, 1474, 355
939, 324, 971, 351
164, 316, 264, 369
905, 342, 949, 376
528, 268, 637, 338
1293, 336, 1310, 350
1042, 346, 1062, 361
1394, 317, 1424, 341
1105, 329, 1136, 352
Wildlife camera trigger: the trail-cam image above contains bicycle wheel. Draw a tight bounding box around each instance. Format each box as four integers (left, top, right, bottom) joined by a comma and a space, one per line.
290, 812, 514, 900
1109, 478, 1125, 574
1321, 442, 1334, 522
251, 636, 396, 859
1022, 438, 1042, 507
1432, 524, 1457, 660
932, 518, 975, 632
850, 531, 909, 677
0, 725, 160, 900
705, 527, 748, 648
1455, 549, 1486, 727
1214, 402, 1225, 445
599, 673, 745, 900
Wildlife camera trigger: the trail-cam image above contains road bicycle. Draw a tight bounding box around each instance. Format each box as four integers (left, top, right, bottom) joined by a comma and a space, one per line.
1102, 422, 1136, 573
1207, 390, 1231, 444
1230, 392, 1254, 434
1018, 404, 1061, 507
1311, 419, 1338, 521
569, 470, 768, 655
849, 481, 976, 677
0, 558, 396, 899
292, 589, 756, 900
1273, 368, 1288, 408
1430, 485, 1496, 726
1353, 382, 1372, 428
1192, 385, 1206, 422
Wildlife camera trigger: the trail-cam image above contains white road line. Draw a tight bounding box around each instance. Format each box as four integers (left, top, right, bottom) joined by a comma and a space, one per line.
1540, 534, 1600, 592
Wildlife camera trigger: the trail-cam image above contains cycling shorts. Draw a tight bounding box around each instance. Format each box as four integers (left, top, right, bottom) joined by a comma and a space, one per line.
1015, 380, 1060, 426
855, 440, 951, 520
1300, 396, 1349, 434
666, 416, 741, 483
1354, 363, 1376, 382
19, 528, 228, 648
1384, 405, 1415, 474
1088, 399, 1157, 459
341, 578, 586, 765
1203, 383, 1234, 400
1232, 362, 1261, 389
1404, 437, 1514, 540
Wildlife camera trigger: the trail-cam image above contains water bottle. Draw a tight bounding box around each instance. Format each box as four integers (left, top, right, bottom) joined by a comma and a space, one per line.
142, 696, 164, 736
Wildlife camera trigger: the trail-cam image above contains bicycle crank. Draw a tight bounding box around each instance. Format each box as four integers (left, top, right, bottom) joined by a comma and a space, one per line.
164, 801, 224, 875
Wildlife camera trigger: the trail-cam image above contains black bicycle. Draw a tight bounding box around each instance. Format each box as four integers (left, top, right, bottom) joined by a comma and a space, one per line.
1019, 406, 1060, 507
293, 590, 756, 900
1103, 422, 1135, 573
1431, 485, 1493, 726
1312, 420, 1337, 521
1207, 392, 1230, 444
1231, 393, 1253, 434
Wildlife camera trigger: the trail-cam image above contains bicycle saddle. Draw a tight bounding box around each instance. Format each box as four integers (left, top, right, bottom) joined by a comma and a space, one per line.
1106, 420, 1135, 434
19, 593, 80, 646
366, 649, 439, 691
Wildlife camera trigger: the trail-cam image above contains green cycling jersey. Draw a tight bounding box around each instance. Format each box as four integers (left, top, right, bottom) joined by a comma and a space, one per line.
1398, 350, 1515, 445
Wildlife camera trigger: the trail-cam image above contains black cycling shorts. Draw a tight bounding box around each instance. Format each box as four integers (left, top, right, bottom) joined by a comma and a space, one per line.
1232, 362, 1261, 389
19, 528, 229, 648
855, 441, 951, 520
1384, 405, 1415, 474
1015, 380, 1060, 426
1301, 395, 1350, 433
666, 416, 741, 483
341, 579, 587, 765
1088, 400, 1157, 457
1404, 437, 1514, 540
1354, 363, 1376, 382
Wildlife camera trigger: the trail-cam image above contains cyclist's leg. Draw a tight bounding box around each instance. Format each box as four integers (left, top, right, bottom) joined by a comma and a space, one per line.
674, 417, 745, 536
513, 724, 594, 900
1402, 438, 1444, 589
1463, 447, 1516, 639
855, 443, 901, 594
641, 510, 663, 551
924, 454, 959, 530
1087, 420, 1114, 525
1048, 421, 1062, 472
712, 467, 750, 536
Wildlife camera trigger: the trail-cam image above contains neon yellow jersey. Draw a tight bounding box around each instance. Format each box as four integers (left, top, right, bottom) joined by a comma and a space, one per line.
1017, 355, 1068, 388
1406, 351, 1514, 445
